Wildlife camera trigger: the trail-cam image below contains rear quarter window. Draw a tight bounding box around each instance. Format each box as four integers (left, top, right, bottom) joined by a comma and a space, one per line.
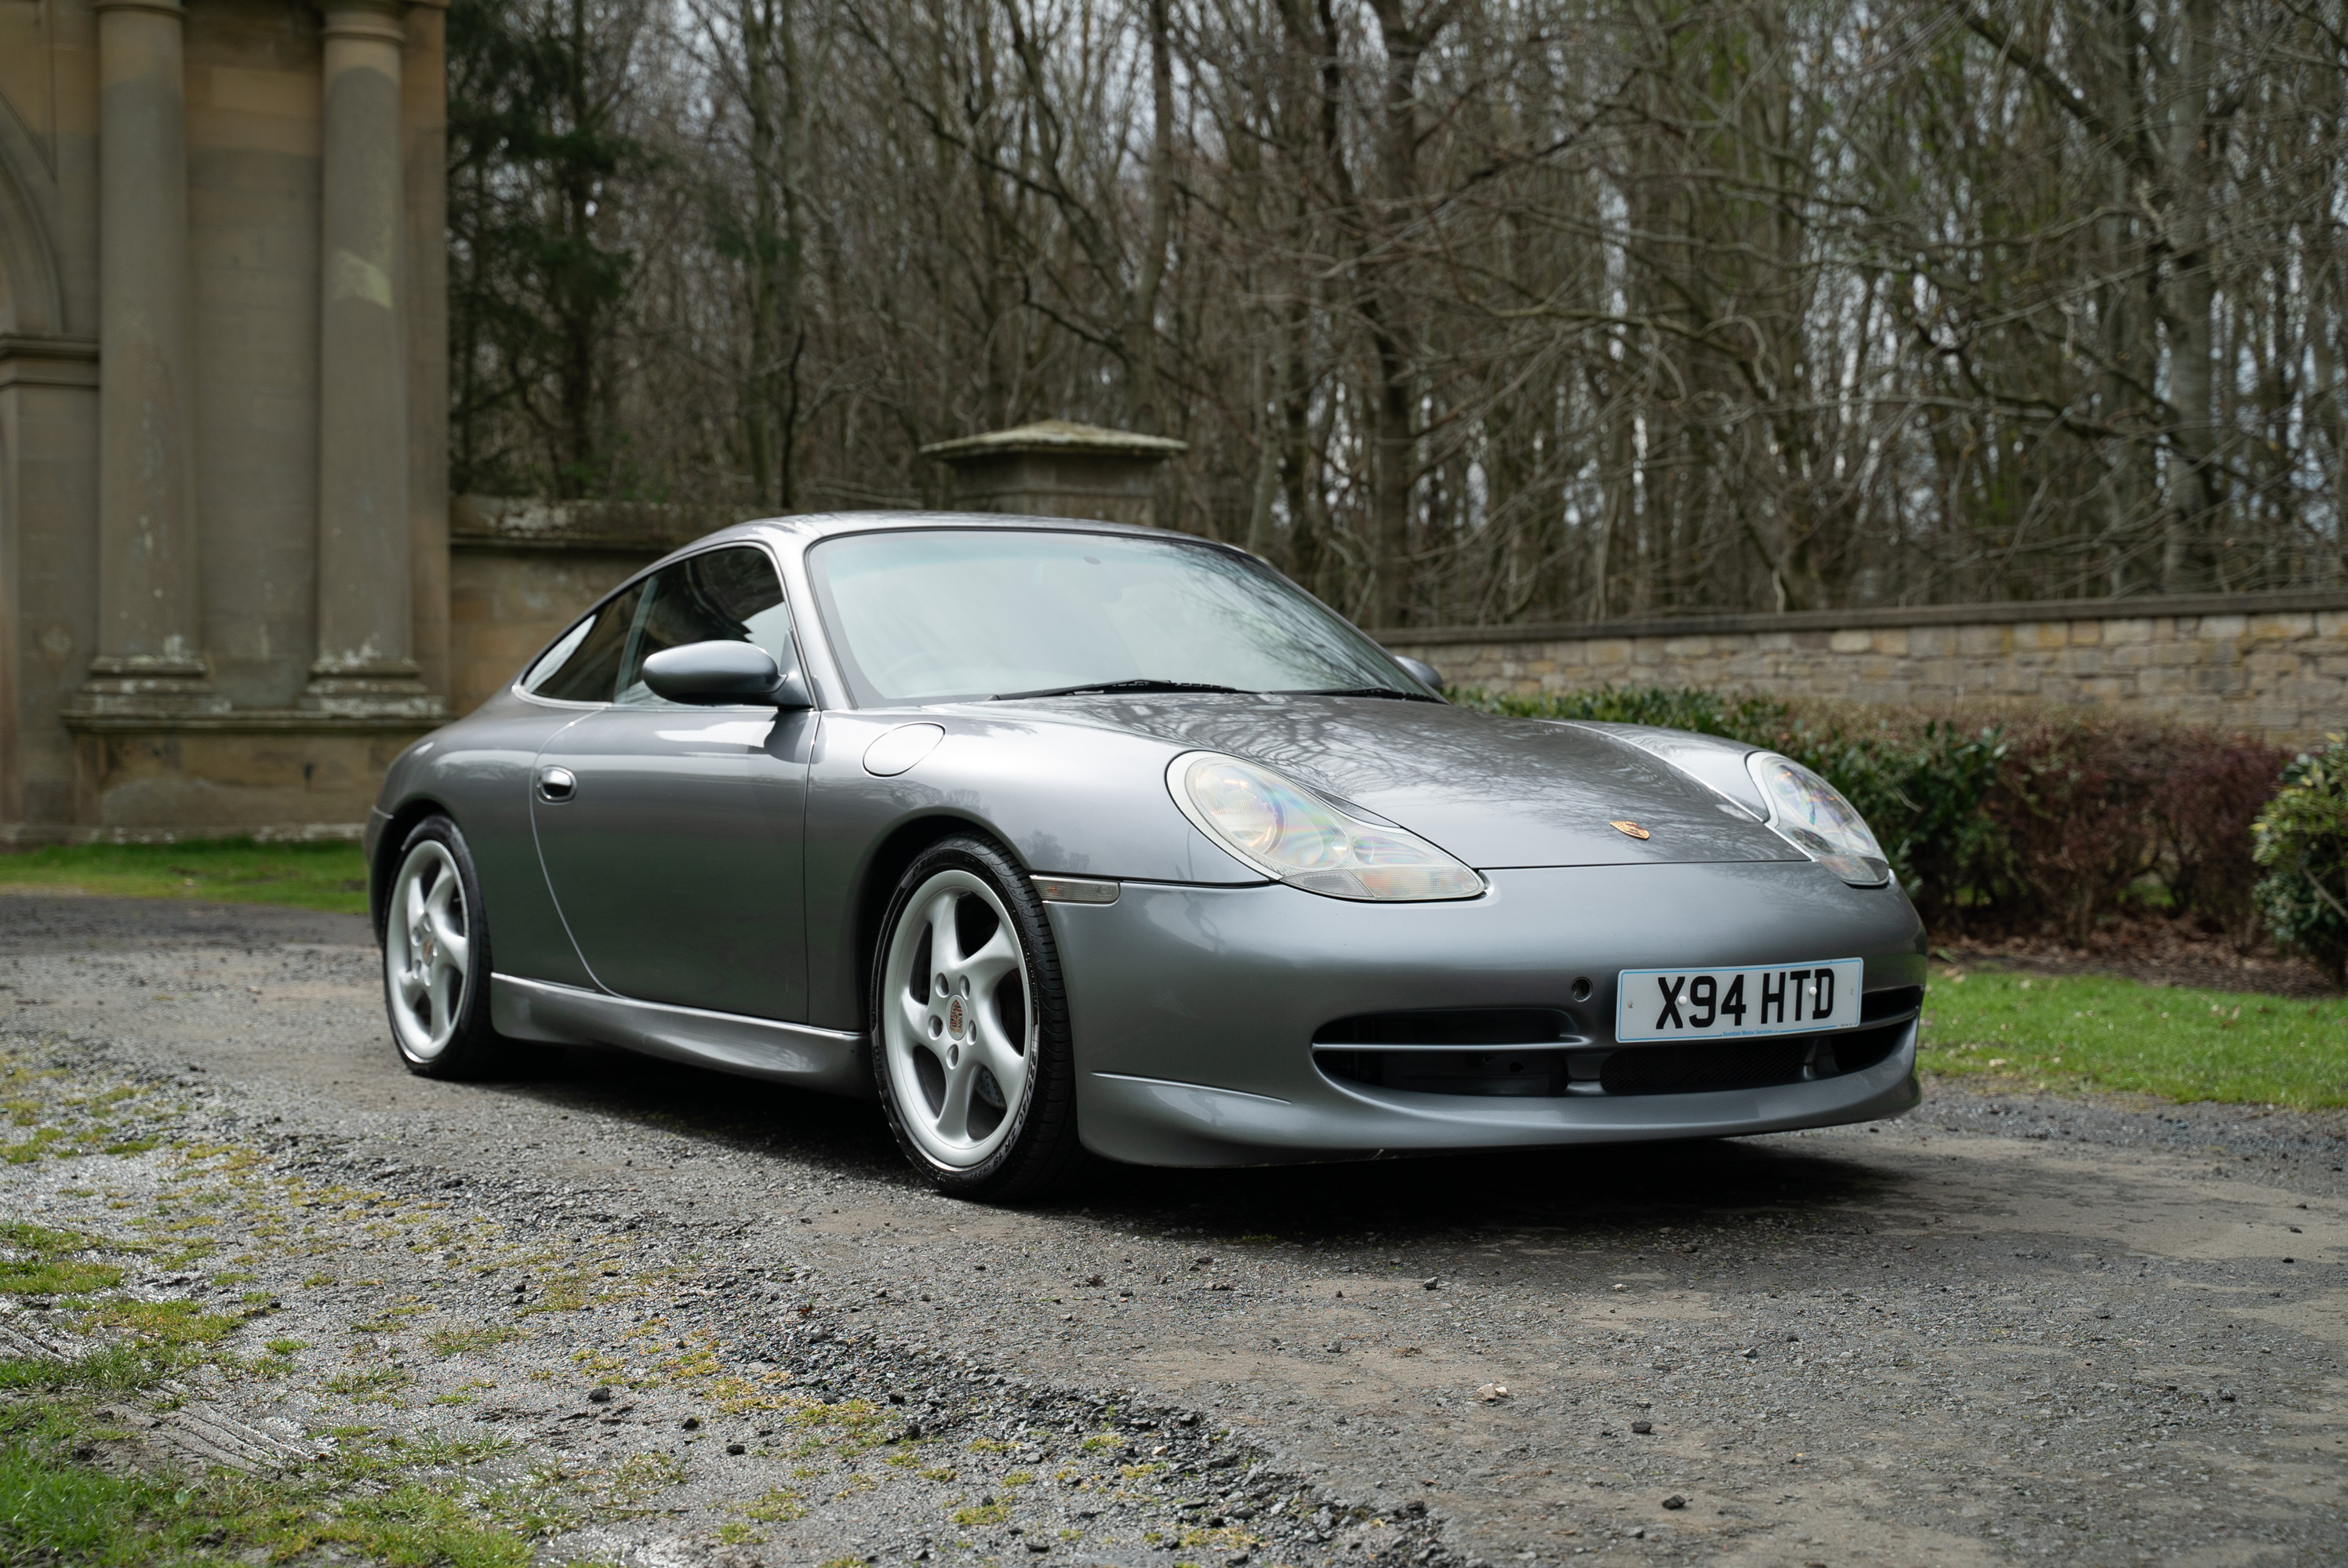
525, 583, 645, 702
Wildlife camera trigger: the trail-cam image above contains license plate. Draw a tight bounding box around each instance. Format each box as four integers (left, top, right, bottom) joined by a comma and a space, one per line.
1615, 959, 1862, 1042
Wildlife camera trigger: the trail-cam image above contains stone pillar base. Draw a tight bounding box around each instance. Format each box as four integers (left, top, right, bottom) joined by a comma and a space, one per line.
60, 710, 441, 834
72, 655, 231, 716
299, 659, 447, 719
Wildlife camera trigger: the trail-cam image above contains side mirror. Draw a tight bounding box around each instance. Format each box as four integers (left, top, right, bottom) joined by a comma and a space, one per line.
641, 641, 812, 709
1394, 654, 1445, 694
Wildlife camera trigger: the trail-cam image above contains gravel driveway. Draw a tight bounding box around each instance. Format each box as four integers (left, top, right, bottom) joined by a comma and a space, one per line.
1, 892, 2341, 1567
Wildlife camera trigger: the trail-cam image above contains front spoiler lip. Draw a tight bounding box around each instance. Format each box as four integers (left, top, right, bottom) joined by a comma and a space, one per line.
1081, 1026, 1921, 1167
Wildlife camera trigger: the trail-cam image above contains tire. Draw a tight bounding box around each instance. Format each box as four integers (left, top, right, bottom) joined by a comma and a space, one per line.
869, 834, 1086, 1201
380, 814, 522, 1080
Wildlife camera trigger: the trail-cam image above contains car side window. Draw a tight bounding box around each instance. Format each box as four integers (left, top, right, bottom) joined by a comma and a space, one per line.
525, 582, 646, 702
614, 546, 795, 706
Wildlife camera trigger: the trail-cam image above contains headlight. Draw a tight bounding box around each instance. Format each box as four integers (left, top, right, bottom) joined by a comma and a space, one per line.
1168, 752, 1485, 902
1746, 752, 1890, 887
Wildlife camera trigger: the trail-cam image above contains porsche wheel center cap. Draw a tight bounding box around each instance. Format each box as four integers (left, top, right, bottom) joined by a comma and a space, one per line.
947, 996, 966, 1036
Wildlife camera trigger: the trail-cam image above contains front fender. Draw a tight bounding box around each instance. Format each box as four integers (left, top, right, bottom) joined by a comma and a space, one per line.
801, 709, 1259, 1029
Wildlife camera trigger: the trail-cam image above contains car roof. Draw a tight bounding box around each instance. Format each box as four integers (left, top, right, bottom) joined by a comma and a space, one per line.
688, 510, 1240, 559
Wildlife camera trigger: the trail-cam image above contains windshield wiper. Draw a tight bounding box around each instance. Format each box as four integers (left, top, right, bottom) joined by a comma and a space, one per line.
1281, 685, 1444, 702
988, 677, 1252, 702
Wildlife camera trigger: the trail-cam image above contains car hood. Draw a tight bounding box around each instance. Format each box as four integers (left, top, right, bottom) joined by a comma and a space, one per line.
986, 694, 1801, 870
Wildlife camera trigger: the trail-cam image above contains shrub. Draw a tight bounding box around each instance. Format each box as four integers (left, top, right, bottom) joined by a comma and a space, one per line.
1452, 684, 2289, 947
2252, 737, 2348, 984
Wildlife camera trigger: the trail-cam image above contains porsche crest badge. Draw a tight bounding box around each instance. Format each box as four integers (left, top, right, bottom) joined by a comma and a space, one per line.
1609, 820, 1652, 840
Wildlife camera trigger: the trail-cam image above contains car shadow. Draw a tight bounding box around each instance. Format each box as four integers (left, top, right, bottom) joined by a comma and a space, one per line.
482, 1044, 1908, 1244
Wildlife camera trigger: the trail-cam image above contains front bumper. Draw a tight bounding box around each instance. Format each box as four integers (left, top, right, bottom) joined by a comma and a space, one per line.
1051, 862, 1925, 1167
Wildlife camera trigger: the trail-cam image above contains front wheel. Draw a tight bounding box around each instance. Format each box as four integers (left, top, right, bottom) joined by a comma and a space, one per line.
382, 815, 522, 1079
870, 835, 1085, 1201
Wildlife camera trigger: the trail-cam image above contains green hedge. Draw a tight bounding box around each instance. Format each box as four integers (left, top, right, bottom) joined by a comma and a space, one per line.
1455, 685, 2292, 946
2252, 737, 2348, 982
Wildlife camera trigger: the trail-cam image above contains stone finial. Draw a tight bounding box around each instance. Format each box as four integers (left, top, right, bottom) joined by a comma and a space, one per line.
921, 419, 1187, 529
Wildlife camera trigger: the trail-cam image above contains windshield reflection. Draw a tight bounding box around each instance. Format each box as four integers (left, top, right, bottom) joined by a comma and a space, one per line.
806, 528, 1423, 707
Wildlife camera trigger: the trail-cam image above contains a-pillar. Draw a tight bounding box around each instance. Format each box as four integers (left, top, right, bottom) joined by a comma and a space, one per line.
303, 0, 438, 715
80, 0, 221, 714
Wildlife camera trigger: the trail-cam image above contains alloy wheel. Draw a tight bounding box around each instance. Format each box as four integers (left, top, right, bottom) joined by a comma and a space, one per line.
386, 838, 471, 1062
880, 868, 1034, 1169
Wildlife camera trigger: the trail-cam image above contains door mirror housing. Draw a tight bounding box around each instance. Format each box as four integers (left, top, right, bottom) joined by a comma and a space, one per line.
1394, 654, 1445, 694
641, 641, 812, 709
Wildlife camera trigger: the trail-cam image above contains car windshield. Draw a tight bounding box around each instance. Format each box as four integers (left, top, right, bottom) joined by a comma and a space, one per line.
807, 528, 1426, 706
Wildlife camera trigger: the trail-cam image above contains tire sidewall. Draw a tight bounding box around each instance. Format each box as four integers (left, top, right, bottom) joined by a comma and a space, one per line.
869, 835, 1074, 1196
384, 814, 499, 1076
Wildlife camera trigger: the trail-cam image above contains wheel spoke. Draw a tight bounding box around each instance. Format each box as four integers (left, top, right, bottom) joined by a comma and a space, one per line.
427, 908, 468, 971
896, 988, 933, 1044
395, 963, 428, 1006
432, 948, 466, 1005
424, 865, 459, 920
403, 873, 427, 930
971, 1006, 1029, 1100
932, 1056, 978, 1143
924, 891, 962, 974
958, 926, 1019, 993
427, 963, 455, 1039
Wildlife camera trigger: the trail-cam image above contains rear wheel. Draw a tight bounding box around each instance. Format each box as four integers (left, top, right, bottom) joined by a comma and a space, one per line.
871, 835, 1084, 1201
382, 815, 520, 1079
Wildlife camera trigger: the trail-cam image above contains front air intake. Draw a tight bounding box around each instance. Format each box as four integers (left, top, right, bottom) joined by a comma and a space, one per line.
1311, 1007, 1576, 1047
1315, 1047, 1572, 1097
1597, 1040, 1812, 1096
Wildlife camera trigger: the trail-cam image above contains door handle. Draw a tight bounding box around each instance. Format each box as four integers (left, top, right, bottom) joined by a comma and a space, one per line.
536, 765, 576, 803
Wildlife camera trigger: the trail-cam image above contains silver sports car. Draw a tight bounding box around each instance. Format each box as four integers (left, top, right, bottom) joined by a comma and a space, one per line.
368, 514, 1925, 1199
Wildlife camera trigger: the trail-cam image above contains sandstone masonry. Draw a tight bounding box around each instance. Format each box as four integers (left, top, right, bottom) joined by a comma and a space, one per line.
2, 0, 449, 840
1379, 589, 2348, 746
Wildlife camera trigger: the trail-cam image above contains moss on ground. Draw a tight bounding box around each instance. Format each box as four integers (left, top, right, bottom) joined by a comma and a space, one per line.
0, 1397, 540, 1568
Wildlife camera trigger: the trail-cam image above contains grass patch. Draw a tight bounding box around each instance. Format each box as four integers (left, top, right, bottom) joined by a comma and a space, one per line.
0, 1344, 171, 1394
0, 1398, 534, 1568
323, 1365, 414, 1402
0, 1221, 125, 1296
429, 1323, 528, 1358
1921, 966, 2348, 1107
75, 1298, 242, 1355
740, 1485, 809, 1523
0, 837, 367, 913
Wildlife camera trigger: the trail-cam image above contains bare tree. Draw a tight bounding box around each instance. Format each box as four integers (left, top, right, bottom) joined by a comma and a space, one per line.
449, 0, 2348, 624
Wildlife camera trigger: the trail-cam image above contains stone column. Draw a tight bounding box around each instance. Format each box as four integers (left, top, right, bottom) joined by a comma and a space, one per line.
303, 0, 435, 714
82, 0, 220, 713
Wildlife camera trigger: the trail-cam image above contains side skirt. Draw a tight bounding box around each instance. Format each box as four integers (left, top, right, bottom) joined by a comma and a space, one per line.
490, 974, 873, 1099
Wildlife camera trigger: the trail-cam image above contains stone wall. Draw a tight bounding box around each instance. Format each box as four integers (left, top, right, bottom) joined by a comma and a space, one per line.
1377, 590, 2348, 746
446, 497, 764, 715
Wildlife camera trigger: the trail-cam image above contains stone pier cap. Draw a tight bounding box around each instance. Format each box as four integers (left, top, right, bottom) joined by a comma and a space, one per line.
922, 419, 1187, 529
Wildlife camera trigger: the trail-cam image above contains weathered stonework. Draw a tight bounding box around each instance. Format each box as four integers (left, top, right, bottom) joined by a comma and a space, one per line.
67, 714, 437, 834
1379, 590, 2348, 746
923, 419, 1187, 529
0, 0, 451, 841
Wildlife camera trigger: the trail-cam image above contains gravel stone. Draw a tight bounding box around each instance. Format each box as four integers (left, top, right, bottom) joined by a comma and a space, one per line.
2, 893, 2343, 1566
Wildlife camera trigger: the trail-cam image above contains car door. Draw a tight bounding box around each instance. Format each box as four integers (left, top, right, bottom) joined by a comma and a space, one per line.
529, 544, 813, 1021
